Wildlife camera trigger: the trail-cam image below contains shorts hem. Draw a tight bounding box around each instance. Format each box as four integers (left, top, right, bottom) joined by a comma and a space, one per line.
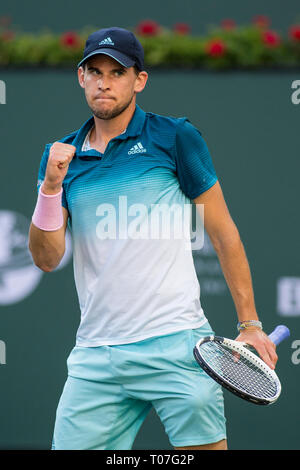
169, 432, 227, 448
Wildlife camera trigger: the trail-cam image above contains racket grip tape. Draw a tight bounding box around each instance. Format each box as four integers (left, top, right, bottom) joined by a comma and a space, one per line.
268, 325, 290, 346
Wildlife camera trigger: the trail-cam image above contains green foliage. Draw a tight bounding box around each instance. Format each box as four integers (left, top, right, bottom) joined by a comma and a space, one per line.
0, 24, 299, 69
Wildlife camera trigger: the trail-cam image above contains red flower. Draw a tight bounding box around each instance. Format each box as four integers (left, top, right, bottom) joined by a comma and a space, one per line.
1, 30, 14, 41
289, 25, 300, 41
205, 39, 226, 57
262, 30, 281, 47
173, 23, 190, 35
136, 20, 160, 36
60, 31, 80, 48
221, 19, 236, 31
253, 15, 270, 29
0, 16, 12, 27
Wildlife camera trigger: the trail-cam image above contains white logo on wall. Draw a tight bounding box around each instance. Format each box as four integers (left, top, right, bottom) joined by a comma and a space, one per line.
0, 210, 72, 306
0, 340, 5, 364
0, 80, 5, 104
193, 232, 227, 295
277, 277, 300, 316
291, 340, 300, 365
291, 80, 300, 105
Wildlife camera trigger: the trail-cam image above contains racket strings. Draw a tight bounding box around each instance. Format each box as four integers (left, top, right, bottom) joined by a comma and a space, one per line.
198, 342, 278, 399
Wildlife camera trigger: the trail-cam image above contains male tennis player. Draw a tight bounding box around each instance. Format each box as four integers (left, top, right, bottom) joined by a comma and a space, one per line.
29, 27, 277, 451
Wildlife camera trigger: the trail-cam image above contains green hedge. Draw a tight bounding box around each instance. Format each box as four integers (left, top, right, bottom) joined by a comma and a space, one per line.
0, 23, 299, 69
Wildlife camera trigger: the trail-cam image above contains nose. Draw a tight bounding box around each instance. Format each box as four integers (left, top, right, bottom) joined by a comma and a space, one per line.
97, 76, 110, 91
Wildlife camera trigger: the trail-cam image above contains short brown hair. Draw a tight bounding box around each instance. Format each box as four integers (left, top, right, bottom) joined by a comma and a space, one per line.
133, 64, 142, 76
81, 61, 141, 76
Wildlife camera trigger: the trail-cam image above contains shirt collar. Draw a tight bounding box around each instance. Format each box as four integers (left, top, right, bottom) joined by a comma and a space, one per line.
72, 104, 146, 158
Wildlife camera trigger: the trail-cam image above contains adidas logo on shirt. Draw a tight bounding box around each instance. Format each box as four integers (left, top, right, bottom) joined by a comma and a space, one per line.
128, 142, 147, 155
99, 37, 114, 46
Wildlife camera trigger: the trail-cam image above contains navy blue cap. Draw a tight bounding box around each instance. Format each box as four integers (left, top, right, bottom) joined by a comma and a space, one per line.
77, 27, 144, 71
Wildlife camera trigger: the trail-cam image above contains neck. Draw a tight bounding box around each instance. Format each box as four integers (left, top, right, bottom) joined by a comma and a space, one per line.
91, 99, 136, 146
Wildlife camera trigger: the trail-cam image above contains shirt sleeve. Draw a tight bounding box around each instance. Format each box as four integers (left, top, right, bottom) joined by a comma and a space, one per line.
174, 119, 218, 199
36, 143, 69, 211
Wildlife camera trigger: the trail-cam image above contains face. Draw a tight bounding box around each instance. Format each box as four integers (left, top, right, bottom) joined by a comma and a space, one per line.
78, 55, 148, 120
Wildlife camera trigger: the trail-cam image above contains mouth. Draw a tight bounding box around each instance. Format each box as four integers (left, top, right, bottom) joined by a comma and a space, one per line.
95, 96, 114, 101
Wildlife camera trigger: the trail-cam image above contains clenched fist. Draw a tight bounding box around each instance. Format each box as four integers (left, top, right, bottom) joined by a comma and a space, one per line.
43, 142, 76, 194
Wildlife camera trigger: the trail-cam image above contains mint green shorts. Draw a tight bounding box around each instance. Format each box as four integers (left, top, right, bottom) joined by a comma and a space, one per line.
52, 322, 226, 450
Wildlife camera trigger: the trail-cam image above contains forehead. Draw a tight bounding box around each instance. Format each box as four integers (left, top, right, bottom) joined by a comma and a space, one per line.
86, 54, 127, 69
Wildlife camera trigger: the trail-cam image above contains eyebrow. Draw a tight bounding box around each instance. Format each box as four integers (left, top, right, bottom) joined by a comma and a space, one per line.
87, 65, 127, 73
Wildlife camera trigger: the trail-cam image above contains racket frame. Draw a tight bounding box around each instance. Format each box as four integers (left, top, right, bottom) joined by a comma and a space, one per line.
193, 335, 281, 405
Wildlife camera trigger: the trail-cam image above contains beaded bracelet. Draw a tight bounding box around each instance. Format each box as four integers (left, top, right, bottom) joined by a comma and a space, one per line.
237, 320, 263, 332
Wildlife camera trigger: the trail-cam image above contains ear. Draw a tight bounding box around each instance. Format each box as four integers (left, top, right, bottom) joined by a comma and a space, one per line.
134, 71, 148, 94
78, 66, 85, 89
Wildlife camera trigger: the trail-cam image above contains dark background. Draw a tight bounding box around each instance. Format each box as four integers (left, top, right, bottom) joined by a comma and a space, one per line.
0, 0, 299, 450
2, 0, 300, 34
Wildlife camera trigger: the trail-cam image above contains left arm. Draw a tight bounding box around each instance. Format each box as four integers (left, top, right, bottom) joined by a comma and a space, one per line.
193, 181, 278, 369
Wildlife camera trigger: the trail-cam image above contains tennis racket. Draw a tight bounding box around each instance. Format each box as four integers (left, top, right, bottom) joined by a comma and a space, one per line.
193, 325, 290, 405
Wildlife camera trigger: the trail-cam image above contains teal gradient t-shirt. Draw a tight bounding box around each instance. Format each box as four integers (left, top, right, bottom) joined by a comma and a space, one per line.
36, 104, 218, 346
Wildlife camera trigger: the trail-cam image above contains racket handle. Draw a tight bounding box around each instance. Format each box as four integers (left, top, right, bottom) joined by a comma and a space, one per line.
268, 325, 290, 346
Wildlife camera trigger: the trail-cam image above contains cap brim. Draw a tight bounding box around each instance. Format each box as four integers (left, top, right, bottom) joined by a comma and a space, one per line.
77, 48, 135, 68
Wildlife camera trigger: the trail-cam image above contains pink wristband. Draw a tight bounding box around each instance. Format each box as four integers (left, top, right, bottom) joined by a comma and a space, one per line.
32, 184, 64, 231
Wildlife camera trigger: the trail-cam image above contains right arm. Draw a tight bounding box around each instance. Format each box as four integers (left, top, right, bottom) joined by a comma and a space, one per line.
28, 142, 76, 272
29, 205, 69, 272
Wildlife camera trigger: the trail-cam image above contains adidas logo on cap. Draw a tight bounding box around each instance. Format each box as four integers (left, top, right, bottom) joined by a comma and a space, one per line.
99, 37, 115, 46
128, 142, 147, 155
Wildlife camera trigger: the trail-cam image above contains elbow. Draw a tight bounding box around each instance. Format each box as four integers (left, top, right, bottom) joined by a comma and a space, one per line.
28, 235, 65, 273
37, 264, 55, 273
210, 226, 242, 254
32, 257, 56, 272
28, 245, 60, 273
35, 254, 63, 272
